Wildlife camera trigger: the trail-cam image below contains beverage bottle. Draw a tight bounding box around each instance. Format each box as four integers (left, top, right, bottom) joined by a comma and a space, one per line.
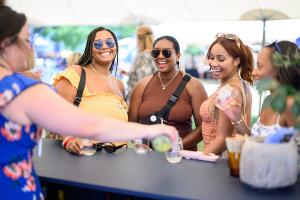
151, 134, 172, 153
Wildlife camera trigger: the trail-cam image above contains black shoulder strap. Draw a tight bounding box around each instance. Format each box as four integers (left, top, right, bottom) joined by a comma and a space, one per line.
157, 73, 191, 121
73, 66, 86, 106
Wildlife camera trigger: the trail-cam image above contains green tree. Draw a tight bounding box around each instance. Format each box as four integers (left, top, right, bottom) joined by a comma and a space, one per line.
185, 44, 203, 56
34, 25, 137, 51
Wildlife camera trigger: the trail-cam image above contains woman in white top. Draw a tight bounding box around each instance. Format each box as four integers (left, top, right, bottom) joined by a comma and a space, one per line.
223, 41, 300, 136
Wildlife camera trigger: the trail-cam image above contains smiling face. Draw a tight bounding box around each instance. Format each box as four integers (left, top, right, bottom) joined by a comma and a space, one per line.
152, 39, 180, 73
92, 30, 116, 66
253, 47, 277, 81
207, 43, 240, 80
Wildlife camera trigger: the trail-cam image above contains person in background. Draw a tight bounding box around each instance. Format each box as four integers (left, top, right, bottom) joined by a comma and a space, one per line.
126, 25, 157, 101
66, 52, 81, 66
200, 33, 254, 155
223, 40, 300, 136
0, 5, 178, 199
46, 27, 129, 155
129, 35, 207, 151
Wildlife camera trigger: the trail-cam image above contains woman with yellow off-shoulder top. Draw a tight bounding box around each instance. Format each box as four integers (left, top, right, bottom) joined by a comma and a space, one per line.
46, 27, 128, 154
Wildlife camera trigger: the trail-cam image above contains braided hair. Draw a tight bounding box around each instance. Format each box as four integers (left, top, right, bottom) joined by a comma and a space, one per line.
76, 27, 119, 74
266, 41, 300, 90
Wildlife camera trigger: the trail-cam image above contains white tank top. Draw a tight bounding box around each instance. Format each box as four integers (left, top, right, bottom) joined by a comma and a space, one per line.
251, 116, 281, 137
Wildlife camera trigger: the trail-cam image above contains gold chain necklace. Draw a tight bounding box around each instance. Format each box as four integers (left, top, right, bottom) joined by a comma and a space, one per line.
219, 77, 241, 88
158, 70, 179, 90
89, 65, 111, 80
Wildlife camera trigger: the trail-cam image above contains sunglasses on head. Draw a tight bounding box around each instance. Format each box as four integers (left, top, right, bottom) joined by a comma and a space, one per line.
151, 49, 172, 59
95, 142, 127, 153
215, 33, 241, 48
273, 41, 282, 54
93, 38, 116, 50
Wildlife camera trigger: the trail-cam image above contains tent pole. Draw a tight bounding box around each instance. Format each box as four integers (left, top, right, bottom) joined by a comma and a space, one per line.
262, 18, 266, 47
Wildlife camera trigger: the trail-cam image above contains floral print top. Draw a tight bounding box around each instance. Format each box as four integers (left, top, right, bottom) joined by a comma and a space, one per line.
251, 116, 282, 137
127, 51, 157, 101
0, 73, 44, 200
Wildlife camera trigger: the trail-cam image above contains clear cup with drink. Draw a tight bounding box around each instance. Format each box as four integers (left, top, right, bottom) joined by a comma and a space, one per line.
81, 139, 97, 156
215, 84, 240, 111
225, 136, 245, 177
165, 136, 183, 164
133, 138, 149, 154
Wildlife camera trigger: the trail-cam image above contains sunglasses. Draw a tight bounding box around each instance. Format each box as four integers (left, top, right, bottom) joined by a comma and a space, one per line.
273, 41, 282, 54
215, 33, 241, 48
95, 142, 127, 153
151, 49, 172, 59
93, 38, 116, 50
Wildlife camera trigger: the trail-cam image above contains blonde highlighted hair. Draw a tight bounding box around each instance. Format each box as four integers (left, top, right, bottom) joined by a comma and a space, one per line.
67, 52, 82, 66
136, 25, 154, 52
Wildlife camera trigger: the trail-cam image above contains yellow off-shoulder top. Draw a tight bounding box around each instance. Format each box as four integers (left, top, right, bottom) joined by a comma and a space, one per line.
53, 67, 128, 146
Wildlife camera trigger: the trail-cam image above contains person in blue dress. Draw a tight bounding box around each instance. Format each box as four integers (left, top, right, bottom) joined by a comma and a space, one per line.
0, 5, 178, 200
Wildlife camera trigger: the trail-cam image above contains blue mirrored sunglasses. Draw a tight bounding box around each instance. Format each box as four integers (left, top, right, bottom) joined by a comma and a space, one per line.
93, 38, 116, 50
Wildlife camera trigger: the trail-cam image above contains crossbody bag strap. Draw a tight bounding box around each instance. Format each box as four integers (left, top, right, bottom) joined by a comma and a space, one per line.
157, 73, 191, 121
73, 66, 86, 106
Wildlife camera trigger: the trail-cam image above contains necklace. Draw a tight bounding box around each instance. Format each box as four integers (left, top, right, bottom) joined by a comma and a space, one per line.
158, 70, 179, 90
220, 72, 241, 87
219, 77, 241, 88
89, 65, 111, 80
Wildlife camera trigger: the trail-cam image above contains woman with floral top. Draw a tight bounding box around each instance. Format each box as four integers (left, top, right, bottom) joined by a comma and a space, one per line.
200, 33, 254, 155
0, 5, 178, 199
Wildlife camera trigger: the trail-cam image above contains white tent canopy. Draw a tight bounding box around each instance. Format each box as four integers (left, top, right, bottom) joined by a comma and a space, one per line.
6, 0, 300, 26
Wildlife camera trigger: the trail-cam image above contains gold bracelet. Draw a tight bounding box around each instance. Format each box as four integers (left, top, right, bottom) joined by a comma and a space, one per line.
231, 117, 243, 125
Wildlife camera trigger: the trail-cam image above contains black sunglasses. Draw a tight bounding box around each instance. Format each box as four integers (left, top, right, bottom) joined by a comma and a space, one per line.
93, 38, 116, 50
95, 142, 127, 153
151, 49, 172, 59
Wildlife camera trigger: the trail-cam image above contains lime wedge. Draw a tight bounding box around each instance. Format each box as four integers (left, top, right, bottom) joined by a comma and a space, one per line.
152, 135, 172, 152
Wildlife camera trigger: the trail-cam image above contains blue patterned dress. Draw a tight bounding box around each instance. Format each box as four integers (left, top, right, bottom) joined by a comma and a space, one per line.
0, 73, 44, 200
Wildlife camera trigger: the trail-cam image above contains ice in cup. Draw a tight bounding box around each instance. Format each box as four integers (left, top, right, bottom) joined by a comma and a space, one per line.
225, 136, 245, 177
215, 85, 240, 111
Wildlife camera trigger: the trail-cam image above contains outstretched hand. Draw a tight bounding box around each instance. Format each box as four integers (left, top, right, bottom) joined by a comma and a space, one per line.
147, 124, 178, 143
64, 138, 92, 155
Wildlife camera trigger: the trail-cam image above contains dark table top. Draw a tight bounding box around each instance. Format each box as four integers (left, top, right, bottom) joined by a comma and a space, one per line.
33, 139, 300, 200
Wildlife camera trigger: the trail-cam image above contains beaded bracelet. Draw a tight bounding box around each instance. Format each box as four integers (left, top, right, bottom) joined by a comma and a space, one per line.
231, 117, 244, 125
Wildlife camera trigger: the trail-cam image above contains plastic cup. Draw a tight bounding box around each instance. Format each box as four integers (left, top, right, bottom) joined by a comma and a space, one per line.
81, 139, 96, 156
225, 136, 244, 177
165, 137, 183, 164
215, 85, 240, 111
